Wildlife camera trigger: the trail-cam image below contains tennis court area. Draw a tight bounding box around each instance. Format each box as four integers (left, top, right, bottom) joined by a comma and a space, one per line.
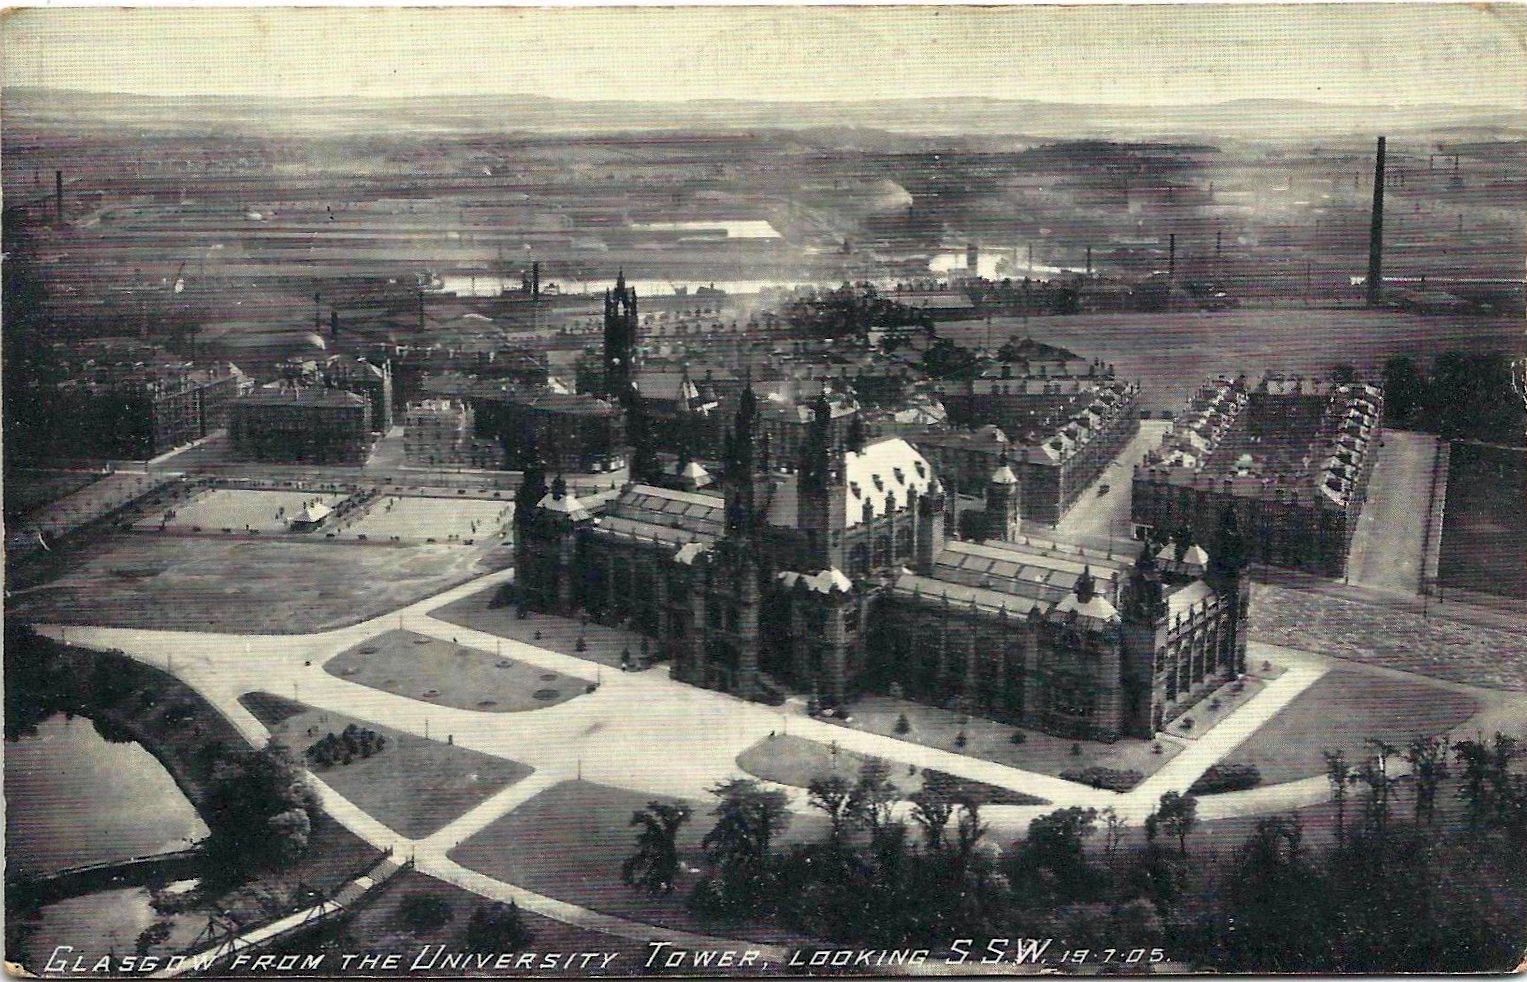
335, 495, 513, 543
133, 488, 347, 533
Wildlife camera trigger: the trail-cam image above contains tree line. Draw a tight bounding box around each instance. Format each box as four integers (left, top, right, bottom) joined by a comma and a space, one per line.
620, 737, 1527, 972
1378, 351, 1526, 446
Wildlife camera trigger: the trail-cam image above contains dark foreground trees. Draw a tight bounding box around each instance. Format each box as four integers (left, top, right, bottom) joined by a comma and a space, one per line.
624, 735, 1527, 973
465, 901, 534, 953
204, 740, 322, 872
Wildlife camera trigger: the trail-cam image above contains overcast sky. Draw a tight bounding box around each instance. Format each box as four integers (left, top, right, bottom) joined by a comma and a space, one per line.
4, 4, 1524, 107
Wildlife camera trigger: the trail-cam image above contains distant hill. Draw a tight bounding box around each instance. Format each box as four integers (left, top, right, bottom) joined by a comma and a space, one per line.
4, 87, 1523, 143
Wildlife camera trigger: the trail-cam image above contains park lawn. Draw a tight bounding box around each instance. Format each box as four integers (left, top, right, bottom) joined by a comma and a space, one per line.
430, 586, 653, 671
241, 694, 532, 839
821, 695, 1180, 782
736, 734, 1047, 806
1161, 675, 1268, 741
8, 534, 507, 634
448, 780, 824, 946
1219, 668, 1481, 784
1250, 584, 1527, 691
236, 870, 652, 977
324, 630, 586, 712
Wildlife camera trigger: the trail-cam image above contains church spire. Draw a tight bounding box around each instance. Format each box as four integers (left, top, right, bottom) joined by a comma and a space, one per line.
1075, 565, 1096, 603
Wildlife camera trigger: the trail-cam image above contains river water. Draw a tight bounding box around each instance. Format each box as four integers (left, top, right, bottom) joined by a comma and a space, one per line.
6, 714, 209, 968
6, 714, 207, 875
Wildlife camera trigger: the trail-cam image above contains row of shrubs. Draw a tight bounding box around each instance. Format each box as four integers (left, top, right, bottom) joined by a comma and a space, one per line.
306, 723, 387, 767
1059, 766, 1145, 791
1187, 762, 1262, 794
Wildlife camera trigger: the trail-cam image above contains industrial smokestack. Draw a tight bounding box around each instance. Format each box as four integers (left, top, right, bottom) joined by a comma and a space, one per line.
1168, 233, 1176, 282
54, 170, 63, 224
1085, 246, 1092, 276
966, 243, 978, 273
531, 261, 540, 299
1367, 136, 1386, 306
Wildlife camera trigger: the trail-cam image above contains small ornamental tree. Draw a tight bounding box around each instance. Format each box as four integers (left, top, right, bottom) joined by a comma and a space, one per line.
397, 893, 453, 933
622, 801, 692, 895
465, 902, 534, 953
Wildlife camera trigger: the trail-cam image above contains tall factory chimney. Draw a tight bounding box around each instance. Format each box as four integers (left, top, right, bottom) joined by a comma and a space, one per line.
54, 170, 63, 224
966, 242, 979, 273
1085, 245, 1092, 276
1367, 136, 1386, 307
531, 261, 541, 299
1167, 233, 1176, 281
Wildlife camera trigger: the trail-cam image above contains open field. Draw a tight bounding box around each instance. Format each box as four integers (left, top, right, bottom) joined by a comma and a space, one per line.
736, 734, 1046, 805
242, 693, 533, 839
430, 586, 653, 671
939, 309, 1526, 412
336, 495, 513, 544
131, 487, 346, 534
1219, 667, 1481, 783
1250, 583, 1527, 690
819, 694, 1181, 783
7, 534, 507, 633
1439, 442, 1527, 600
449, 780, 824, 945
324, 629, 586, 712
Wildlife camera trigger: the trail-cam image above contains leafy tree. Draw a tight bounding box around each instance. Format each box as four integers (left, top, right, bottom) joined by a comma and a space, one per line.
908, 773, 956, 850
1007, 806, 1098, 905
1355, 739, 1401, 837
396, 893, 453, 933
849, 758, 899, 839
622, 801, 691, 895
1404, 735, 1449, 827
134, 921, 173, 956
464, 901, 534, 953
1212, 814, 1331, 971
951, 796, 988, 877
1100, 806, 1127, 871
1323, 748, 1352, 844
920, 337, 979, 380
1381, 355, 1425, 427
265, 808, 312, 865
1152, 791, 1199, 857
204, 740, 320, 871
693, 779, 790, 917
807, 773, 857, 844
1454, 738, 1493, 828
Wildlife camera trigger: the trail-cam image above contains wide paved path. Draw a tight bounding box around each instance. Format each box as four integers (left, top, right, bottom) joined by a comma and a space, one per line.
37, 569, 1350, 945
1054, 420, 1171, 542
1347, 430, 1438, 596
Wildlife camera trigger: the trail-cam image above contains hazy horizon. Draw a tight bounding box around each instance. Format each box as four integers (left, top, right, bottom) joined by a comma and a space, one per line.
4, 5, 1524, 110
4, 83, 1519, 112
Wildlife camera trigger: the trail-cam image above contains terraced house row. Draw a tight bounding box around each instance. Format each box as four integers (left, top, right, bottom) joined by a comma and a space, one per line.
1132, 373, 1385, 577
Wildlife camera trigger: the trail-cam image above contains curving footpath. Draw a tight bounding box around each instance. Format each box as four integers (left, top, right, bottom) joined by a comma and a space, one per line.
36, 567, 1347, 948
